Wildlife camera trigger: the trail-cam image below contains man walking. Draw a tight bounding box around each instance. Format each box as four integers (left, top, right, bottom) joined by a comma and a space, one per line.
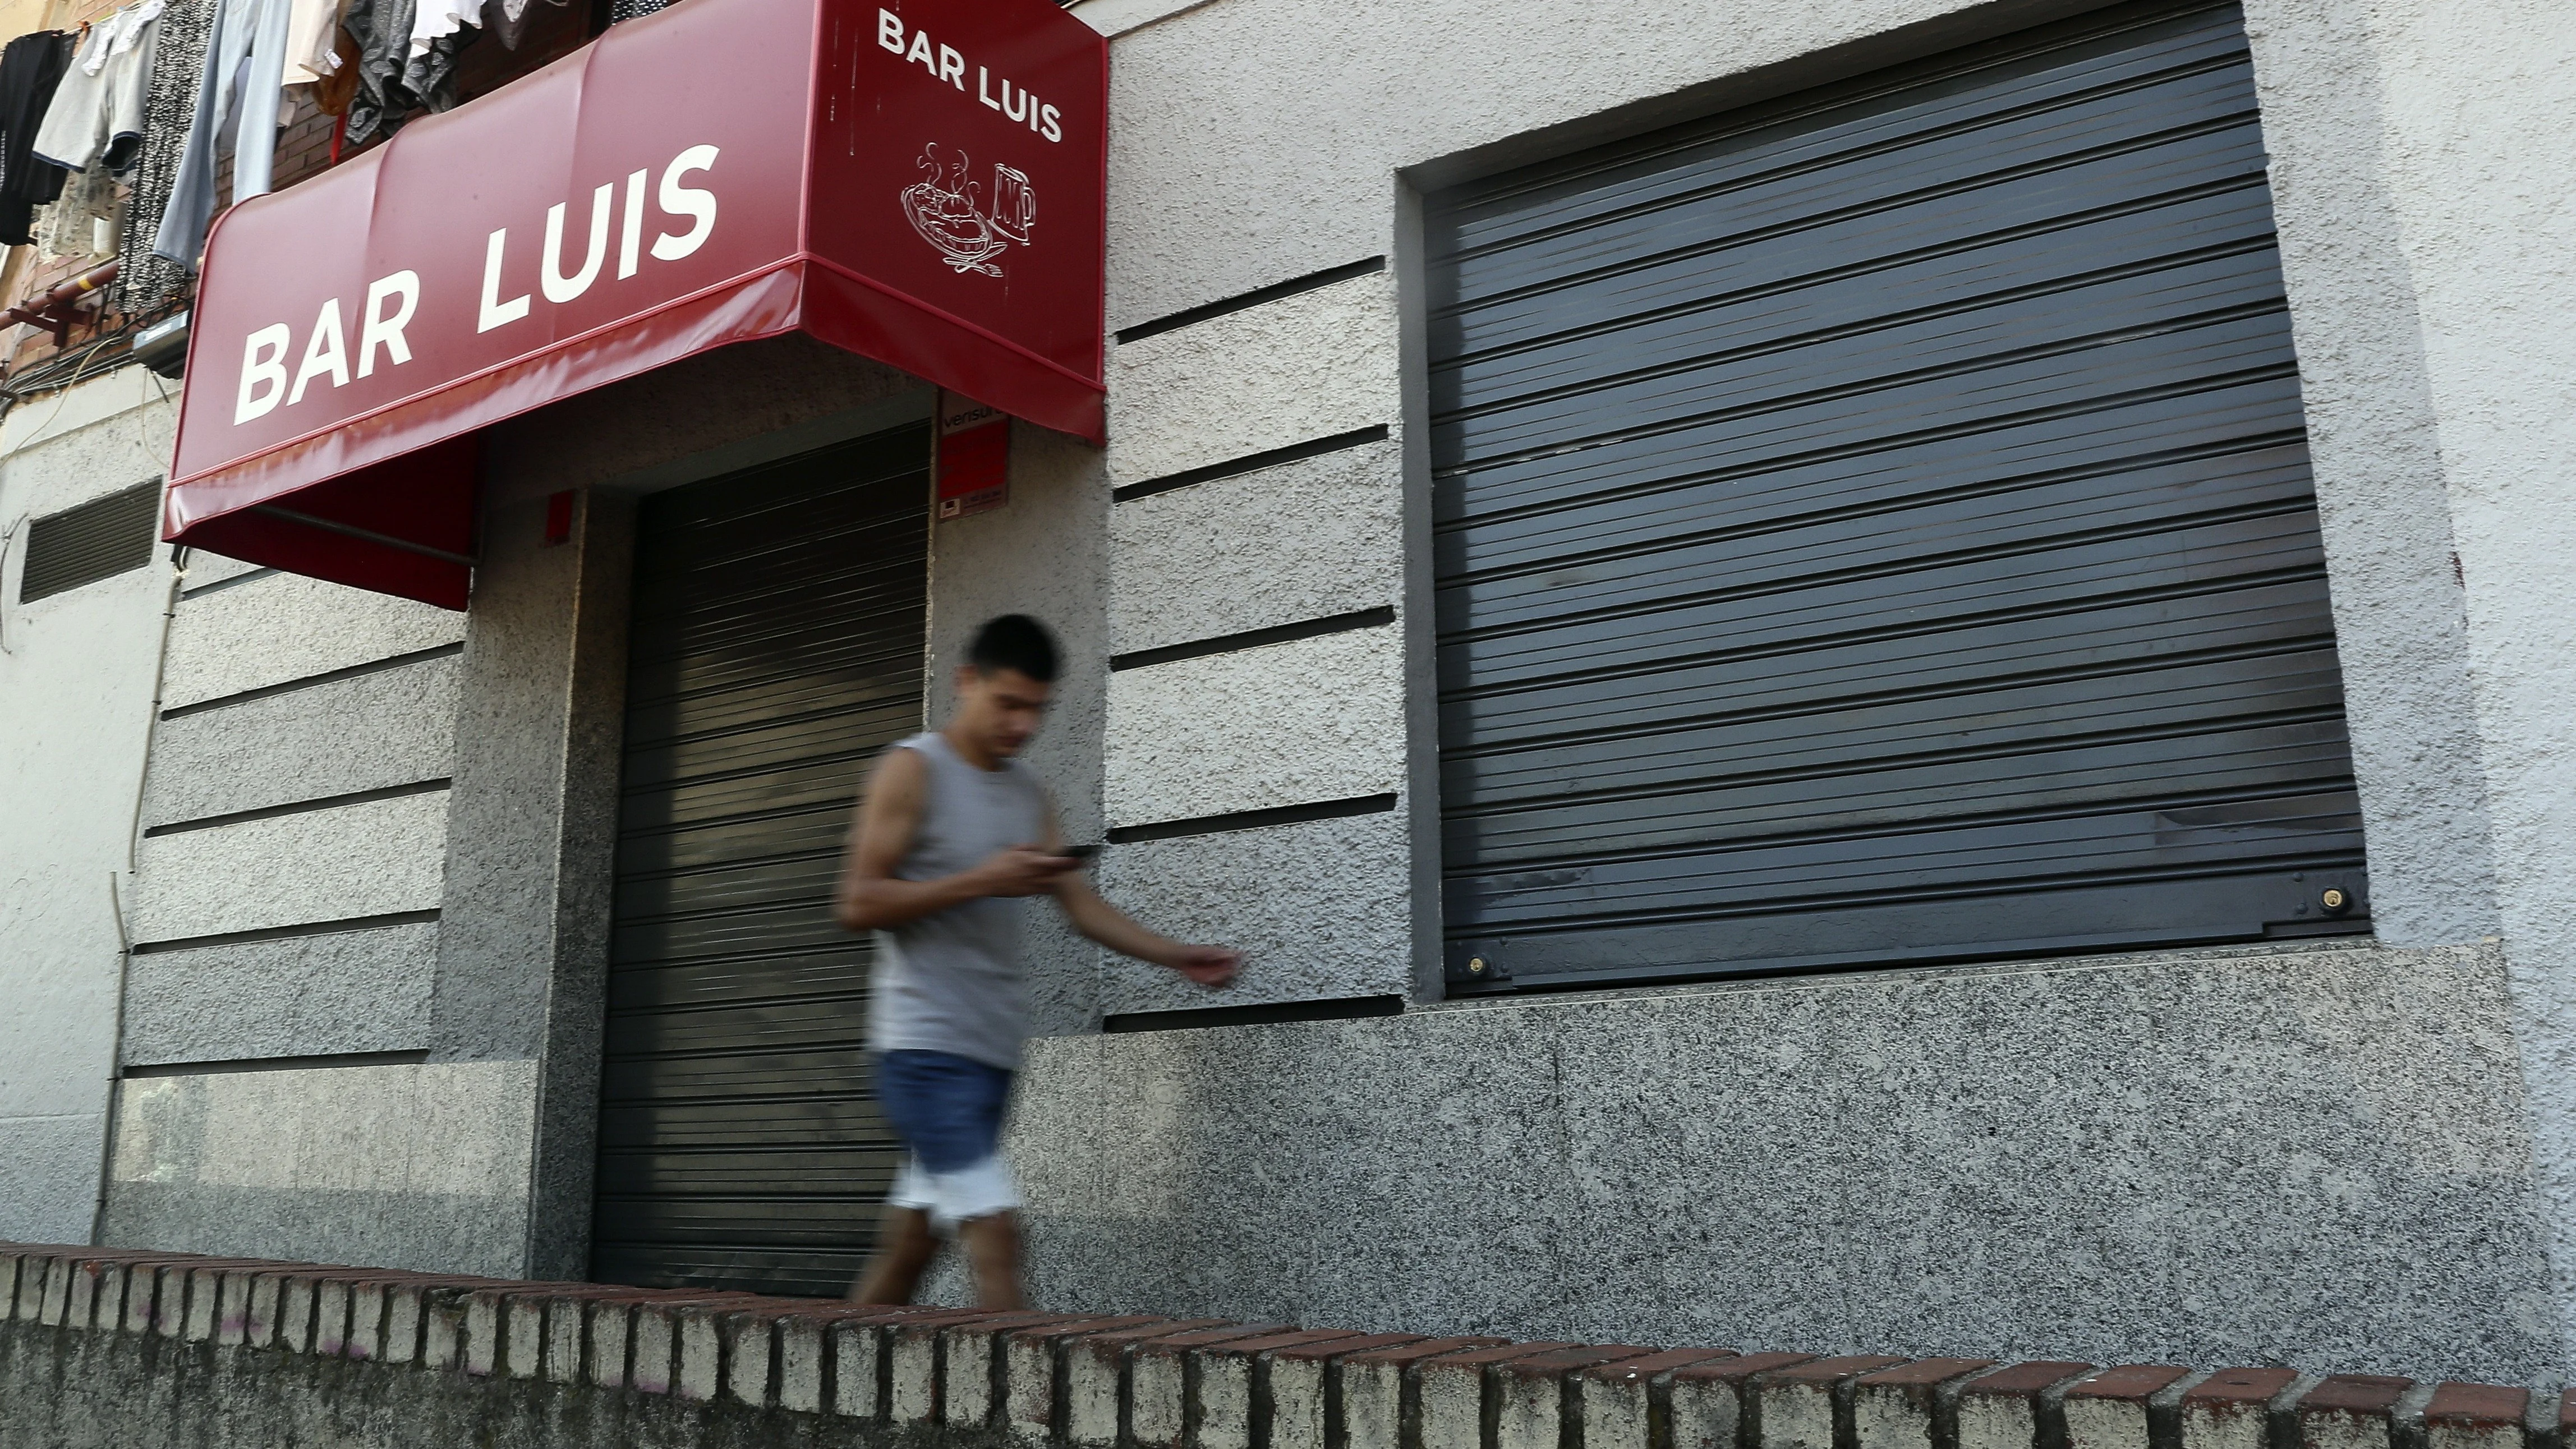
834, 614, 1239, 1309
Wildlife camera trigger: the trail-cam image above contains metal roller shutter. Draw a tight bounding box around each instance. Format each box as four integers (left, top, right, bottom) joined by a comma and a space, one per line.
1428, 0, 2369, 994
590, 425, 929, 1294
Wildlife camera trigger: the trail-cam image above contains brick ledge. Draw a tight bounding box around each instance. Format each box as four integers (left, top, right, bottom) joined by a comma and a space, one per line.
0, 1243, 2557, 1449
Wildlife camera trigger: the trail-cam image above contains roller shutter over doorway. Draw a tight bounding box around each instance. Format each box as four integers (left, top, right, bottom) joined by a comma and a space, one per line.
590, 426, 929, 1294
1429, 1, 2370, 993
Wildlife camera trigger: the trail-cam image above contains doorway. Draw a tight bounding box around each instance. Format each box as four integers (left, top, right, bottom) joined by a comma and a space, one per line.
589, 424, 930, 1294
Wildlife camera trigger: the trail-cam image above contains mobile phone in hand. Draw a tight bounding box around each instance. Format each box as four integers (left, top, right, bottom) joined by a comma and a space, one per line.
1058, 844, 1101, 863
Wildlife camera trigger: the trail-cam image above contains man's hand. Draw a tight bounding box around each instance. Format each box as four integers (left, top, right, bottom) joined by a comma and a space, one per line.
1162, 945, 1240, 988
836, 755, 1085, 931
972, 845, 1080, 898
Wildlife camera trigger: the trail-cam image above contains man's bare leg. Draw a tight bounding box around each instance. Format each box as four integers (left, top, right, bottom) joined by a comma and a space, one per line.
958, 1211, 1025, 1310
849, 1204, 939, 1304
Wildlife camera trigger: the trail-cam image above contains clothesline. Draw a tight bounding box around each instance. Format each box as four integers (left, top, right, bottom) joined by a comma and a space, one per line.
0, 0, 599, 291
153, 0, 570, 267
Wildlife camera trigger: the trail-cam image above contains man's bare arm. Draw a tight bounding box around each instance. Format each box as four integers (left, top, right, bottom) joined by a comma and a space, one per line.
1042, 807, 1239, 986
833, 749, 1070, 932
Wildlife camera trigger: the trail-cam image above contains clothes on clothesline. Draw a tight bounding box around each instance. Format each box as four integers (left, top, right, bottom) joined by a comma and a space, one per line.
151, 0, 294, 265
0, 31, 75, 247
33, 0, 165, 177
282, 0, 344, 88
486, 0, 569, 52
39, 164, 126, 259
341, 0, 467, 146
408, 0, 481, 59
310, 21, 359, 114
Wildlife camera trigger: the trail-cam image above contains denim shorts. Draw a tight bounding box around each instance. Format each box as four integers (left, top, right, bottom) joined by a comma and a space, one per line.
875, 1050, 1014, 1174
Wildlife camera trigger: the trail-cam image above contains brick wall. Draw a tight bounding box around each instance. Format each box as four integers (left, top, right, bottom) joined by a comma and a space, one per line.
0, 1243, 2559, 1449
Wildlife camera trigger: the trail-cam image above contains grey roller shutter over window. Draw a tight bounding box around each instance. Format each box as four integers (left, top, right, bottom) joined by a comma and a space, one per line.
1428, 0, 2369, 993
590, 426, 929, 1294
18, 480, 161, 602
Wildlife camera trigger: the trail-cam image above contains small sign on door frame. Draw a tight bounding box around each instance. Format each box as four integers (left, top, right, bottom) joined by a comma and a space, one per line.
935, 393, 1009, 521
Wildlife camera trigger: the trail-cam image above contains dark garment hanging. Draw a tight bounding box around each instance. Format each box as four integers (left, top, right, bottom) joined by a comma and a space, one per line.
0, 31, 75, 246
341, 0, 466, 146
486, 0, 568, 50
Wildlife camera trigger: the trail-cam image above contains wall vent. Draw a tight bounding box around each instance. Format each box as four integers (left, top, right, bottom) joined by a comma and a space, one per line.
19, 480, 161, 603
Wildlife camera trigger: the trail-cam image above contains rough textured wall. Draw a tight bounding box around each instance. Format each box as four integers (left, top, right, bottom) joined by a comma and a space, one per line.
926, 421, 1116, 1037
1106, 437, 1401, 657
1008, 940, 2561, 1380
2244, 0, 2576, 1356
0, 369, 180, 1245
103, 1062, 539, 1278
105, 485, 473, 1269
2359, 0, 2576, 1363
2239, 0, 2503, 947
1091, 265, 1411, 1016
1087, 0, 2109, 329
105, 338, 946, 1281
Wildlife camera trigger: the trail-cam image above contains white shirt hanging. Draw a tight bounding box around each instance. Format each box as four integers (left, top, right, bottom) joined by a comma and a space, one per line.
408, 0, 483, 59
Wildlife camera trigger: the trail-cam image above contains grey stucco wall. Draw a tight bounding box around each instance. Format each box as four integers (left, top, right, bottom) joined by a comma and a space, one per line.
0, 369, 178, 1246
420, 475, 633, 1281
1096, 809, 1409, 1016
2242, 0, 2576, 1353
1025, 0, 2576, 1379
1008, 939, 2560, 1380
2356, 0, 2576, 1364
105, 469, 474, 1271
2238, 0, 2500, 949
120, 923, 440, 1068
1091, 266, 1413, 1014
927, 420, 1116, 1037
1105, 437, 1401, 658
105, 337, 945, 1280
102, 1061, 539, 1278
36, 0, 2570, 1398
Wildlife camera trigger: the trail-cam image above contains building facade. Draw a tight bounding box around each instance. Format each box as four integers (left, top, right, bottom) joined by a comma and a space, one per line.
0, 0, 2572, 1386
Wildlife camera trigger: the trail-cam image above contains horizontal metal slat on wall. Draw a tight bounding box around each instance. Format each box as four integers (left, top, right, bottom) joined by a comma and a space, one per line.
19, 480, 160, 602
1426, 0, 2368, 993
590, 426, 928, 1296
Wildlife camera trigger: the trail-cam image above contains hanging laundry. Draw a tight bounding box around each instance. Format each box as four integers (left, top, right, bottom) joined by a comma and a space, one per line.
38, 165, 125, 260
151, 0, 296, 266
396, 24, 467, 112
408, 0, 481, 60
33, 0, 165, 178
342, 0, 466, 147
485, 0, 568, 52
0, 30, 75, 247
312, 21, 359, 114
280, 0, 345, 89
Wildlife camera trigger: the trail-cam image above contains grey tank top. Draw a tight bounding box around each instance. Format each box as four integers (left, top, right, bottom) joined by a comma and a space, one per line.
867, 731, 1051, 1070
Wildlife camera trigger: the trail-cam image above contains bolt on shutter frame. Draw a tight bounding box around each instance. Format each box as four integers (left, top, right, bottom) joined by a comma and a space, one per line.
1425, 0, 2370, 993
19, 480, 162, 603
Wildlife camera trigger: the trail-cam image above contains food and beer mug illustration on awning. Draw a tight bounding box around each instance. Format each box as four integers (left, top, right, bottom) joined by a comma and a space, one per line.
902, 142, 1037, 277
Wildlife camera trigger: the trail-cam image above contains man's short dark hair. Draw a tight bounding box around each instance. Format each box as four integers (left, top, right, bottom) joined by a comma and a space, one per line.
969, 614, 1060, 683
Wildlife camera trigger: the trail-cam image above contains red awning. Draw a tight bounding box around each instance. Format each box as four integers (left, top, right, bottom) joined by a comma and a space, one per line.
165, 0, 1106, 608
